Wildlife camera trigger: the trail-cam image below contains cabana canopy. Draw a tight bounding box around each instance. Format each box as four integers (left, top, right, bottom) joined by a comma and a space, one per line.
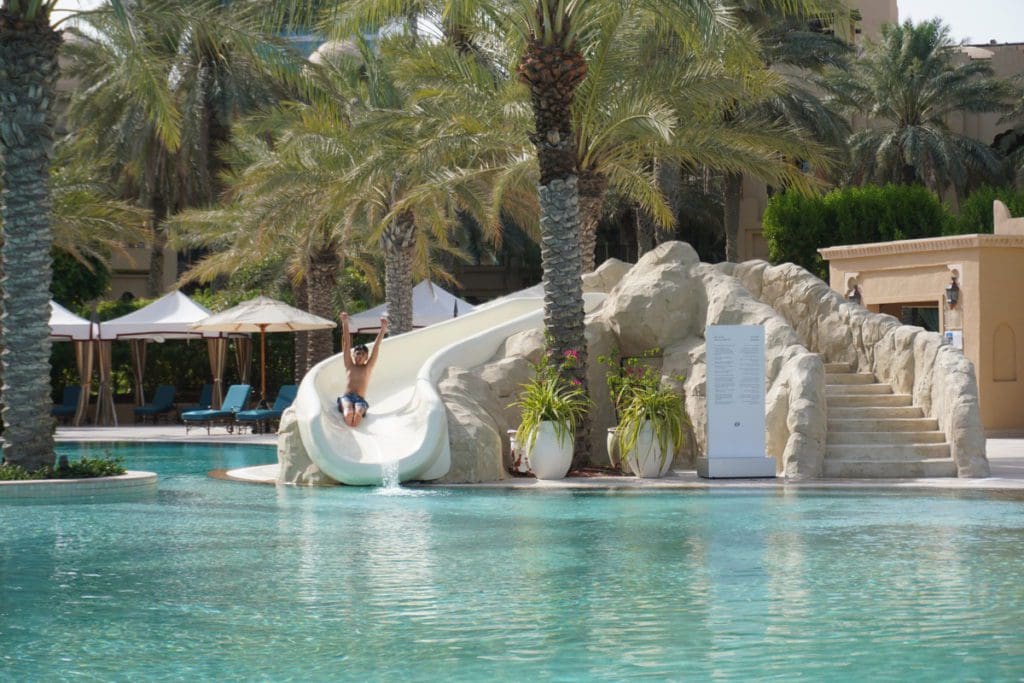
99, 290, 224, 341
49, 301, 97, 341
347, 280, 475, 333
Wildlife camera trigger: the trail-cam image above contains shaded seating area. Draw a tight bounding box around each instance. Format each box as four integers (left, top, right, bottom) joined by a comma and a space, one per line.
177, 383, 213, 419
98, 291, 250, 426
133, 384, 176, 423
182, 384, 252, 434
51, 386, 82, 424
49, 301, 97, 426
235, 385, 297, 434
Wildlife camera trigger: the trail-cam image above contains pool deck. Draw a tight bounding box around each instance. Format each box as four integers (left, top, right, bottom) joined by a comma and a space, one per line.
54, 425, 1024, 492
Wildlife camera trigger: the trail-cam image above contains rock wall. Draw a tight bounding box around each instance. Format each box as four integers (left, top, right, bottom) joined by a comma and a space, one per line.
738, 260, 989, 477
278, 242, 986, 484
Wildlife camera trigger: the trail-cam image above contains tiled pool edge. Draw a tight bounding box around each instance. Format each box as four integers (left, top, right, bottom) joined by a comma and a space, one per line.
0, 470, 157, 500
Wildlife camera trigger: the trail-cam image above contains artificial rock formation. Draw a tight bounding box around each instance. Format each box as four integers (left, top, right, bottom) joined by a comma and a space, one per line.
277, 241, 988, 484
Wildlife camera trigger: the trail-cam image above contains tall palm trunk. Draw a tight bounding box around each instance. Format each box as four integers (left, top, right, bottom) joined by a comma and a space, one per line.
577, 171, 607, 274
723, 171, 743, 262
518, 31, 590, 468
147, 191, 168, 296
306, 246, 339, 365
293, 277, 310, 381
0, 15, 61, 469
656, 160, 682, 247
381, 211, 416, 335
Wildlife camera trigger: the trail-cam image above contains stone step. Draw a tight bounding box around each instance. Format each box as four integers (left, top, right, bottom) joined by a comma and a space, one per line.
825, 372, 876, 385
828, 406, 924, 419
823, 459, 957, 478
826, 383, 894, 396
827, 394, 913, 408
827, 431, 948, 445
824, 362, 853, 373
827, 443, 951, 460
828, 417, 940, 432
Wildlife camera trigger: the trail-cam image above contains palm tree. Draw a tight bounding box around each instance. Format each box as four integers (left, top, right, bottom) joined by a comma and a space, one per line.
823, 18, 1013, 198
63, 1, 292, 297
719, 5, 852, 262
0, 0, 77, 468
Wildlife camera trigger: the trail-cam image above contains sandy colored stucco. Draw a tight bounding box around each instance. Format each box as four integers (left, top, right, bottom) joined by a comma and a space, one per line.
821, 234, 1024, 431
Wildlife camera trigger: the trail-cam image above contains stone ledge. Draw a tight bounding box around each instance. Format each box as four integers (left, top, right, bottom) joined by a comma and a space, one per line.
0, 470, 157, 500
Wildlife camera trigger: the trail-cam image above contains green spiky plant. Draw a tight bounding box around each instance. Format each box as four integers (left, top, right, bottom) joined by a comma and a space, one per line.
616, 381, 688, 475
512, 348, 591, 454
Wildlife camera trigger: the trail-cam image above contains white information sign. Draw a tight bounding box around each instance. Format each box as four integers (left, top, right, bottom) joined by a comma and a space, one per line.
698, 324, 776, 478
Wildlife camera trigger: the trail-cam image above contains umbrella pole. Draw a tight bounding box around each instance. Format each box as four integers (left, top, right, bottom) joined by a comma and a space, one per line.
260, 325, 267, 407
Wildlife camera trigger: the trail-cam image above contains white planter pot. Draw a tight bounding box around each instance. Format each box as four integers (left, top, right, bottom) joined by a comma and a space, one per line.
623, 422, 672, 478
607, 427, 621, 471
526, 421, 573, 480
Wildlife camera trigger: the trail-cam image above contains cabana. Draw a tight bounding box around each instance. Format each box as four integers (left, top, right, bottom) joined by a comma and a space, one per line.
99, 291, 249, 420
49, 301, 98, 426
346, 280, 475, 333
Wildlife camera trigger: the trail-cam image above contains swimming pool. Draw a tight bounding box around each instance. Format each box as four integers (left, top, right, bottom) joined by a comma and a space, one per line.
3, 442, 1024, 680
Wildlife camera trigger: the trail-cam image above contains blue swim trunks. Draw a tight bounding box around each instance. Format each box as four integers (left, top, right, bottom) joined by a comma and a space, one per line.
338, 392, 369, 412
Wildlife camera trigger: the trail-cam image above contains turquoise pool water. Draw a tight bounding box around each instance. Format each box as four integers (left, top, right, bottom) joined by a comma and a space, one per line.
3, 443, 1024, 680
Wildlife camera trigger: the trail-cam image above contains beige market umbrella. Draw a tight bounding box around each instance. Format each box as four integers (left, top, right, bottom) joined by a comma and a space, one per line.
191, 296, 335, 404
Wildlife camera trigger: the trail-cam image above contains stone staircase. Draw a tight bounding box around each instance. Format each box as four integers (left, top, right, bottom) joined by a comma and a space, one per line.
824, 362, 956, 478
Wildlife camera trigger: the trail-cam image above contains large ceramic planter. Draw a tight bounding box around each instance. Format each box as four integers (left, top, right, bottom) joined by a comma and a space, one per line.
607, 427, 621, 471
526, 421, 573, 480
622, 421, 673, 478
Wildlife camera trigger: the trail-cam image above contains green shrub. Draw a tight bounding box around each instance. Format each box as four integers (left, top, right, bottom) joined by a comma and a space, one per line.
0, 456, 126, 481
763, 184, 950, 279
944, 186, 1024, 235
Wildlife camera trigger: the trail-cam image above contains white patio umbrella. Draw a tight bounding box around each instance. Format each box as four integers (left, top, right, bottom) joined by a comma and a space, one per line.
191, 296, 335, 403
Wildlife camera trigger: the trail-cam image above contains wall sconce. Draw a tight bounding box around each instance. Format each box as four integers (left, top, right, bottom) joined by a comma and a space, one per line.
945, 276, 960, 308
845, 284, 862, 306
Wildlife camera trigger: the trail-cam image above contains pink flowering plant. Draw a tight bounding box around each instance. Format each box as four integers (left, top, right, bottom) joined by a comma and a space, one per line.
511, 345, 591, 452
599, 348, 688, 472
597, 347, 665, 417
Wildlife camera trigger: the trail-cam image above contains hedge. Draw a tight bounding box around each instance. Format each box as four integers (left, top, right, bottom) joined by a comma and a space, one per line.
762, 184, 950, 279
944, 186, 1024, 235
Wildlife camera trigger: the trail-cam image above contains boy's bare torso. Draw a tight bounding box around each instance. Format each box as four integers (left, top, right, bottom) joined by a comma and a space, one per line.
345, 364, 371, 397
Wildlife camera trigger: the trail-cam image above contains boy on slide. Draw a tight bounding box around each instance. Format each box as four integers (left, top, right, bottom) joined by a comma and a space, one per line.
338, 312, 388, 427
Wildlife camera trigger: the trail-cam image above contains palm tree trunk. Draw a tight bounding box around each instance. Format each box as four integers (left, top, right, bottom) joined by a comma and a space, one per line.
656, 160, 682, 246
0, 15, 61, 469
723, 171, 743, 263
293, 277, 310, 381
306, 246, 338, 366
578, 171, 607, 274
637, 159, 682, 258
381, 212, 416, 335
147, 192, 167, 297
519, 33, 590, 468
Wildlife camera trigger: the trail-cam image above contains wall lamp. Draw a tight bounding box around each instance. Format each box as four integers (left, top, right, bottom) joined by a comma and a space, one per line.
845, 283, 862, 306
945, 276, 960, 308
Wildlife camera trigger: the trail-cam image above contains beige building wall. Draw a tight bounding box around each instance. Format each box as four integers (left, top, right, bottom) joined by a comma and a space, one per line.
109, 247, 178, 300
821, 234, 1024, 432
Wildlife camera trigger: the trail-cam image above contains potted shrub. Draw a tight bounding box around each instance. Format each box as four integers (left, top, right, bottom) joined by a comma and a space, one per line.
598, 349, 663, 471
617, 382, 687, 477
512, 349, 590, 480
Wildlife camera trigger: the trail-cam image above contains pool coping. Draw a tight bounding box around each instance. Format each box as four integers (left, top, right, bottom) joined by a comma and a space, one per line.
0, 470, 157, 500
219, 463, 1024, 492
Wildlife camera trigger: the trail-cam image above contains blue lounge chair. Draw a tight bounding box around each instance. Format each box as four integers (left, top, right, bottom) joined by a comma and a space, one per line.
134, 384, 176, 423
51, 386, 82, 424
235, 385, 297, 434
182, 384, 251, 434
177, 383, 213, 420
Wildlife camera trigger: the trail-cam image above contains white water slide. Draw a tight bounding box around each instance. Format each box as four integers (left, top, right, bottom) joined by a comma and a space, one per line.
292, 293, 604, 485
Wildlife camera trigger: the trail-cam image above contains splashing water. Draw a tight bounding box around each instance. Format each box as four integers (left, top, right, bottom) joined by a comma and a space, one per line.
380, 459, 401, 490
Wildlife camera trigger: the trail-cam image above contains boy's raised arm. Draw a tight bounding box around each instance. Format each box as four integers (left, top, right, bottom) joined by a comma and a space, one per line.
368, 317, 388, 369
340, 312, 353, 369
